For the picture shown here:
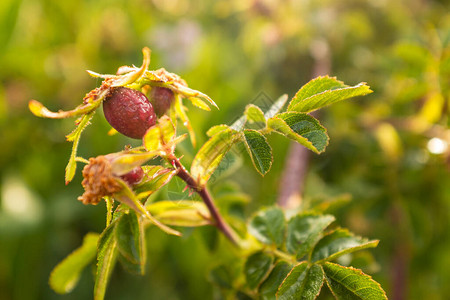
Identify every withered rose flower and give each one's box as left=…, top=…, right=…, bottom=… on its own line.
left=78, top=156, right=122, bottom=205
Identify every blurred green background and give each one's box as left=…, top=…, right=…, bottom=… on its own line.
left=0, top=0, right=449, bottom=299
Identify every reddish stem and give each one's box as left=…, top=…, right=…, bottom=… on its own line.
left=169, top=157, right=240, bottom=246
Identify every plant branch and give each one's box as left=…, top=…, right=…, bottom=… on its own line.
left=168, top=156, right=241, bottom=246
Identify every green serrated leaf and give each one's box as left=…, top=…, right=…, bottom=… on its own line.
left=312, top=229, right=379, bottom=263
left=323, top=262, right=387, bottom=300
left=114, top=212, right=146, bottom=274
left=95, top=220, right=119, bottom=300
left=65, top=112, right=94, bottom=184
left=191, top=128, right=241, bottom=186
left=206, top=124, right=230, bottom=137
left=268, top=112, right=329, bottom=154
left=243, top=129, right=273, bottom=176
left=259, top=261, right=293, bottom=300
left=286, top=214, right=335, bottom=259
left=264, top=94, right=289, bottom=119
left=288, top=76, right=372, bottom=113
left=146, top=200, right=211, bottom=227
left=245, top=104, right=266, bottom=124
left=248, top=207, right=285, bottom=246
left=244, top=251, right=274, bottom=289
left=277, top=262, right=324, bottom=300
left=49, top=233, right=99, bottom=294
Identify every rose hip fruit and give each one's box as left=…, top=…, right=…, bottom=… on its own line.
left=120, top=166, right=144, bottom=186
left=149, top=87, right=175, bottom=117
left=103, top=87, right=157, bottom=139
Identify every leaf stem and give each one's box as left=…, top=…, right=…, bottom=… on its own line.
left=169, top=155, right=241, bottom=247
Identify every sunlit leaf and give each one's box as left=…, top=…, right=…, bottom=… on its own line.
left=288, top=76, right=372, bottom=113
left=135, top=168, right=178, bottom=199
left=188, top=97, right=211, bottom=111
left=49, top=233, right=99, bottom=294
left=142, top=116, right=176, bottom=152
left=243, top=129, right=273, bottom=176
left=248, top=207, right=285, bottom=246
left=65, top=112, right=94, bottom=184
left=191, top=128, right=241, bottom=186
left=174, top=94, right=196, bottom=146
left=264, top=94, right=289, bottom=120
left=146, top=200, right=211, bottom=227
left=286, top=214, right=335, bottom=259
left=267, top=112, right=328, bottom=154
left=323, top=262, right=387, bottom=299
left=111, top=47, right=150, bottom=87
left=207, top=124, right=230, bottom=137
left=110, top=151, right=159, bottom=176
left=115, top=179, right=181, bottom=236
left=28, top=100, right=98, bottom=119
left=95, top=221, right=119, bottom=300
left=277, top=263, right=324, bottom=300
left=115, top=212, right=146, bottom=275
left=259, top=261, right=293, bottom=300
left=230, top=115, right=247, bottom=131
left=245, top=104, right=266, bottom=124
left=311, top=229, right=379, bottom=263
left=244, top=251, right=274, bottom=289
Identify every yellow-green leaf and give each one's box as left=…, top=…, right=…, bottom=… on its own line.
left=49, top=233, right=99, bottom=294
left=245, top=104, right=266, bottom=124
left=191, top=128, right=241, bottom=186
left=146, top=200, right=211, bottom=227
left=288, top=76, right=372, bottom=113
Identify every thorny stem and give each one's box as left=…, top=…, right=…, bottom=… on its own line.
left=168, top=155, right=241, bottom=247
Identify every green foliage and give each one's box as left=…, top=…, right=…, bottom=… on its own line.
left=323, top=262, right=387, bottom=299
left=287, top=76, right=372, bottom=113
left=248, top=207, right=285, bottom=247
left=49, top=233, right=99, bottom=294
left=243, top=129, right=273, bottom=175
left=30, top=46, right=384, bottom=299
left=286, top=214, right=335, bottom=258
left=277, top=263, right=324, bottom=300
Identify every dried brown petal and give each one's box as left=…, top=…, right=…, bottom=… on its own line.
left=78, top=156, right=122, bottom=205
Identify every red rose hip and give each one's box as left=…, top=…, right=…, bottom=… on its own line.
left=149, top=87, right=175, bottom=117
left=120, top=166, right=144, bottom=186
left=103, top=87, right=157, bottom=139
